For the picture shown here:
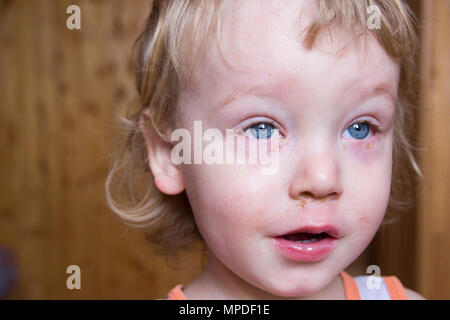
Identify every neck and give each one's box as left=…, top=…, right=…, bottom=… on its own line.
left=183, top=249, right=345, bottom=300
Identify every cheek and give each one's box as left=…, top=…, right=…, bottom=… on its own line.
left=181, top=162, right=273, bottom=240
left=343, top=134, right=386, bottom=163
left=355, top=192, right=390, bottom=243
left=342, top=135, right=393, bottom=224
left=342, top=132, right=393, bottom=188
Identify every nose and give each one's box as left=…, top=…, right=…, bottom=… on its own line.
left=288, top=149, right=343, bottom=202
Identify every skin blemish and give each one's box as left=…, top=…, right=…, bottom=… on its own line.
left=296, top=193, right=332, bottom=207
left=366, top=143, right=370, bottom=149
left=296, top=195, right=331, bottom=208
left=360, top=216, right=368, bottom=222
left=297, top=199, right=307, bottom=208
left=342, top=145, right=346, bottom=150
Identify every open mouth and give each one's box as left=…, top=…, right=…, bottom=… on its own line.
left=272, top=227, right=339, bottom=262
left=280, top=232, right=330, bottom=244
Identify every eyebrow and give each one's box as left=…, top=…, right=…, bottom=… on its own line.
left=352, top=83, right=398, bottom=106
left=214, top=80, right=397, bottom=112
left=214, top=83, right=274, bottom=112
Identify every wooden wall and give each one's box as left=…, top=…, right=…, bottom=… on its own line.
left=0, top=0, right=448, bottom=299
left=0, top=0, right=202, bottom=299
left=369, top=0, right=422, bottom=293
left=416, top=0, right=450, bottom=299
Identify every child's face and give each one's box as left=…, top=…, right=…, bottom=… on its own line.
left=174, top=0, right=398, bottom=297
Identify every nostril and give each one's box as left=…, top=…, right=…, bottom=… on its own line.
left=299, top=191, right=314, bottom=198
left=298, top=191, right=339, bottom=203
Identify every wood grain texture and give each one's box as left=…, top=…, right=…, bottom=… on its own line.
left=417, top=0, right=450, bottom=300
left=368, top=0, right=423, bottom=293
left=0, top=0, right=202, bottom=299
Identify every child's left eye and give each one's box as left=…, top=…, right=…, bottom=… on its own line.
left=343, top=121, right=378, bottom=140
left=244, top=122, right=281, bottom=140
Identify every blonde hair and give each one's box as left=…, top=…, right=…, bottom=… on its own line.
left=105, top=0, right=423, bottom=257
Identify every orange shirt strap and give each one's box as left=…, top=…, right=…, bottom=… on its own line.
left=167, top=274, right=407, bottom=300
left=167, top=285, right=188, bottom=300
left=340, top=271, right=361, bottom=300
left=383, top=276, right=409, bottom=300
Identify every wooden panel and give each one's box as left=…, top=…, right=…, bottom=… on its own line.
left=417, top=0, right=450, bottom=300
left=0, top=0, right=202, bottom=299
left=369, top=0, right=423, bottom=292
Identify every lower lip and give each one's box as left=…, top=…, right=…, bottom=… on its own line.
left=272, top=236, right=337, bottom=262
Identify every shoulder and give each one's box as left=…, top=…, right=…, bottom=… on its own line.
left=404, top=287, right=426, bottom=300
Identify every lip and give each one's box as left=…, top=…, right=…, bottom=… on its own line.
left=272, top=225, right=339, bottom=262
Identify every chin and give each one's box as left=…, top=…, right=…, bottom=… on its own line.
left=258, top=273, right=332, bottom=298
left=266, top=284, right=323, bottom=298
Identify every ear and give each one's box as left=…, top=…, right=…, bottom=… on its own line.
left=139, top=108, right=185, bottom=195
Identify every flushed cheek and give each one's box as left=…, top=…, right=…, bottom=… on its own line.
left=342, top=134, right=387, bottom=164
left=356, top=194, right=387, bottom=224
left=226, top=184, right=281, bottom=241
left=224, top=190, right=273, bottom=230
left=347, top=187, right=390, bottom=240
left=198, top=201, right=265, bottom=262
left=196, top=171, right=268, bottom=228
left=353, top=214, right=383, bottom=245
left=341, top=151, right=391, bottom=229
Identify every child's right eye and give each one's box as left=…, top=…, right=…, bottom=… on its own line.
left=243, top=122, right=281, bottom=140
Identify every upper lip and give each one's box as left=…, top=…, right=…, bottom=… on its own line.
left=275, top=225, right=341, bottom=239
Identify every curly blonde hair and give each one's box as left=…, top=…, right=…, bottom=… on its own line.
left=105, top=0, right=423, bottom=257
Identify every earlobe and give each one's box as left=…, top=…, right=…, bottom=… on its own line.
left=138, top=109, right=185, bottom=195
left=154, top=172, right=185, bottom=195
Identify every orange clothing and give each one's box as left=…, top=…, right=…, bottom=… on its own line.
left=167, top=271, right=408, bottom=300
left=339, top=271, right=408, bottom=300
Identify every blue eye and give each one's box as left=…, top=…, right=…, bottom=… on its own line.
left=244, top=122, right=279, bottom=139
left=344, top=121, right=372, bottom=140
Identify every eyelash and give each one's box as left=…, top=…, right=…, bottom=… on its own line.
left=241, top=119, right=382, bottom=140
left=242, top=119, right=282, bottom=136
left=347, top=120, right=382, bottom=137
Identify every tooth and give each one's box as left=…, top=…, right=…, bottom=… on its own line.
left=296, top=238, right=318, bottom=244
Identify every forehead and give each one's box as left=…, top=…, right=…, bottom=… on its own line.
left=185, top=0, right=399, bottom=107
